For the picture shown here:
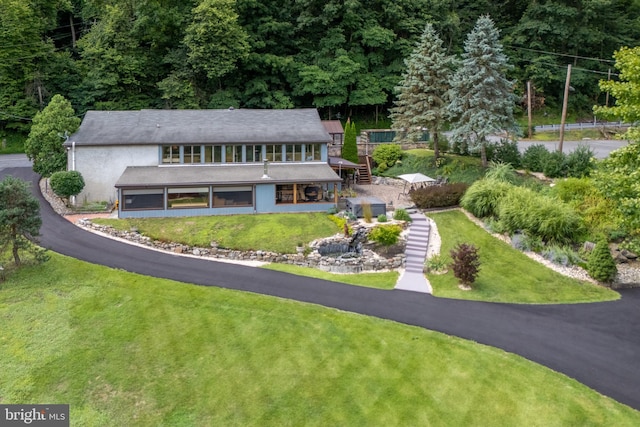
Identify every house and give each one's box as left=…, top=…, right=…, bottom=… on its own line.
left=65, top=108, right=342, bottom=218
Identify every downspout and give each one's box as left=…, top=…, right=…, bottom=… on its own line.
left=70, top=140, right=76, bottom=206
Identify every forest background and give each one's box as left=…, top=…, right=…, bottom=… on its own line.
left=2, top=0, right=640, bottom=135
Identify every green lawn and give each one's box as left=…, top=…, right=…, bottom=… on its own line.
left=1, top=253, right=638, bottom=426
left=383, top=149, right=485, bottom=184
left=93, top=213, right=340, bottom=254
left=263, top=263, right=398, bottom=289
left=428, top=210, right=619, bottom=303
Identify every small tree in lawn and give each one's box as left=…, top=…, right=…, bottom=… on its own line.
left=0, top=176, right=46, bottom=266
left=586, top=239, right=617, bottom=284
left=342, top=120, right=359, bottom=164
left=50, top=170, right=85, bottom=206
left=447, top=15, right=518, bottom=168
left=25, top=94, right=80, bottom=177
left=450, top=243, right=480, bottom=289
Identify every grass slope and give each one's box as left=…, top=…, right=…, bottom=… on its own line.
left=94, top=213, right=339, bottom=254
left=428, top=210, right=619, bottom=303
left=1, top=254, right=639, bottom=426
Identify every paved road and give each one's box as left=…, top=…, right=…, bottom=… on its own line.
left=518, top=139, right=629, bottom=159
left=2, top=161, right=640, bottom=411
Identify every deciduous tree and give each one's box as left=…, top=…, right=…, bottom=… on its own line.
left=24, top=94, right=80, bottom=177
left=594, top=46, right=640, bottom=141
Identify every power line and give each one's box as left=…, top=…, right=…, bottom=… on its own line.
left=516, top=58, right=618, bottom=77
left=505, top=45, right=616, bottom=64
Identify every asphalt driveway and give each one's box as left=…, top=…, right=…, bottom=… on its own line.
left=1, top=163, right=639, bottom=411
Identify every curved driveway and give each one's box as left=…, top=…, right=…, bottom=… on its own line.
left=2, top=164, right=640, bottom=411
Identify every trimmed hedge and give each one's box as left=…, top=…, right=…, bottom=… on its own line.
left=410, top=182, right=469, bottom=209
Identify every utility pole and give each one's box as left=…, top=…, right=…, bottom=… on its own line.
left=605, top=68, right=611, bottom=107
left=527, top=81, right=533, bottom=139
left=558, top=64, right=572, bottom=153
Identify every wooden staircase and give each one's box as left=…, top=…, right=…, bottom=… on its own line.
left=356, top=156, right=372, bottom=184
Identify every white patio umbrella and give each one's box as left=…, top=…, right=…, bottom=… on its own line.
left=397, top=173, right=436, bottom=193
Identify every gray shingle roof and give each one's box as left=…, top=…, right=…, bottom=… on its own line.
left=69, top=109, right=332, bottom=146
left=115, top=163, right=340, bottom=187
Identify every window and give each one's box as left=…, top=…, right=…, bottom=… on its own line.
left=266, top=144, right=282, bottom=162
left=162, top=145, right=180, bottom=164
left=204, top=145, right=222, bottom=163
left=168, top=187, right=209, bottom=209
left=213, top=186, right=253, bottom=207
left=286, top=144, right=302, bottom=161
left=225, top=145, right=241, bottom=163
left=122, top=188, right=164, bottom=210
left=275, top=184, right=294, bottom=204
left=246, top=145, right=262, bottom=162
left=305, top=144, right=321, bottom=161
left=184, top=145, right=202, bottom=164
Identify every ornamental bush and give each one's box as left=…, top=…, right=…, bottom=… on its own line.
left=521, top=144, right=549, bottom=172
left=368, top=224, right=402, bottom=246
left=460, top=178, right=513, bottom=218
left=498, top=186, right=584, bottom=244
left=489, top=138, right=521, bottom=167
left=49, top=170, right=85, bottom=203
left=372, top=144, right=403, bottom=168
left=450, top=243, right=480, bottom=288
left=410, top=182, right=468, bottom=209
left=393, top=208, right=412, bottom=222
left=542, top=150, right=567, bottom=178
left=565, top=145, right=595, bottom=178
left=586, top=239, right=617, bottom=283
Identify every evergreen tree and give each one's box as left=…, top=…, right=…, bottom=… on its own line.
left=586, top=239, right=617, bottom=284
left=390, top=23, right=456, bottom=160
left=24, top=94, right=80, bottom=177
left=342, top=120, right=359, bottom=164
left=0, top=176, right=44, bottom=266
left=447, top=15, right=518, bottom=167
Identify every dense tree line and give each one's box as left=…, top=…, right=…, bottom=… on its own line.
left=1, top=0, right=639, bottom=133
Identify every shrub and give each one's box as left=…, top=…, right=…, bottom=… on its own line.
left=551, top=178, right=595, bottom=203
left=542, top=244, right=584, bottom=266
left=410, top=183, right=469, bottom=209
left=328, top=214, right=347, bottom=230
left=362, top=203, right=373, bottom=223
left=393, top=208, right=412, bottom=222
left=542, top=151, right=567, bottom=178
left=498, top=186, right=584, bottom=244
left=521, top=144, right=549, bottom=172
left=372, top=144, right=403, bottom=167
left=425, top=254, right=448, bottom=273
left=368, top=224, right=403, bottom=246
left=510, top=232, right=544, bottom=252
left=586, top=239, right=617, bottom=283
left=490, top=138, right=521, bottom=167
left=449, top=243, right=480, bottom=288
left=49, top=170, right=85, bottom=202
left=565, top=145, right=595, bottom=178
left=377, top=214, right=388, bottom=222
left=460, top=179, right=513, bottom=218
left=485, top=161, right=518, bottom=184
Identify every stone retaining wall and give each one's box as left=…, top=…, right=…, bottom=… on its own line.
left=78, top=220, right=405, bottom=274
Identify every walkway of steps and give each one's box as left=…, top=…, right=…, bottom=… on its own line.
left=395, top=211, right=433, bottom=293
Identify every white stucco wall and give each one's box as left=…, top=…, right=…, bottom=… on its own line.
left=69, top=145, right=158, bottom=203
